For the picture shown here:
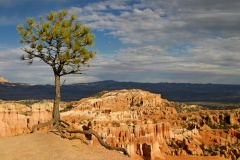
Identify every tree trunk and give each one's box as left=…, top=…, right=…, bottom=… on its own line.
left=53, top=74, right=61, bottom=122
left=31, top=74, right=61, bottom=132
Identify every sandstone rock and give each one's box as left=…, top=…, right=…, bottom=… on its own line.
left=0, top=101, right=52, bottom=137
left=0, top=77, right=8, bottom=83
left=1, top=89, right=240, bottom=160
left=72, top=89, right=170, bottom=112
left=60, top=89, right=177, bottom=160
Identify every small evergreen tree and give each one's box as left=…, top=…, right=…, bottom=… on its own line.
left=17, top=9, right=129, bottom=156
left=17, top=10, right=95, bottom=127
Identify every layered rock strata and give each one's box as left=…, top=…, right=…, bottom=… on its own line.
left=1, top=89, right=240, bottom=160
left=0, top=101, right=52, bottom=137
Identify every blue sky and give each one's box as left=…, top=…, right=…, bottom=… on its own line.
left=0, top=0, right=240, bottom=84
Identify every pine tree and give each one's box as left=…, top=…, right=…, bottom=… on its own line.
left=17, top=9, right=129, bottom=156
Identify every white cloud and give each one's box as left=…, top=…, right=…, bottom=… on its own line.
left=86, top=36, right=240, bottom=83
left=188, top=37, right=240, bottom=67
left=0, top=16, right=22, bottom=25
left=2, top=0, right=240, bottom=84
left=0, top=47, right=51, bottom=83
left=63, top=75, right=101, bottom=84
left=83, top=2, right=108, bottom=11
left=109, top=3, right=131, bottom=10
left=71, top=0, right=240, bottom=44
left=0, top=47, right=102, bottom=84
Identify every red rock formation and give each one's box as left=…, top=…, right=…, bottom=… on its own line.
left=88, top=122, right=171, bottom=160
left=0, top=101, right=52, bottom=137
left=72, top=89, right=169, bottom=112
left=0, top=77, right=8, bottom=83
left=1, top=89, right=240, bottom=160
left=61, top=89, right=178, bottom=160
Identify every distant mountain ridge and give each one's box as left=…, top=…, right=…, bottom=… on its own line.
left=0, top=80, right=240, bottom=102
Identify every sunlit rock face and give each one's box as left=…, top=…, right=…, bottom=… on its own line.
left=0, top=101, right=52, bottom=137
left=88, top=122, right=172, bottom=160
left=0, top=77, right=8, bottom=83
left=61, top=89, right=178, bottom=160
left=68, top=89, right=170, bottom=111
left=1, top=89, right=240, bottom=160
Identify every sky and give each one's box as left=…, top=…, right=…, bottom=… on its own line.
left=0, top=0, right=240, bottom=85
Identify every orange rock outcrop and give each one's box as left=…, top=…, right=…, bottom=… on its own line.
left=0, top=101, right=52, bottom=137
left=1, top=89, right=240, bottom=160
left=0, top=77, right=8, bottom=83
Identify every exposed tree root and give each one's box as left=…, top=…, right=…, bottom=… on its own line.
left=31, top=119, right=55, bottom=133
left=31, top=119, right=130, bottom=157
left=68, top=135, right=90, bottom=145
left=67, top=129, right=130, bottom=157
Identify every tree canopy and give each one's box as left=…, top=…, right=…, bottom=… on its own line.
left=17, top=9, right=96, bottom=76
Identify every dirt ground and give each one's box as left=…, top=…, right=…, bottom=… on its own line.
left=164, top=155, right=228, bottom=160
left=0, top=131, right=132, bottom=160
left=0, top=132, right=228, bottom=160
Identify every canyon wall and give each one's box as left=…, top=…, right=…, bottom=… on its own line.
left=0, top=100, right=52, bottom=137
left=0, top=89, right=240, bottom=160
